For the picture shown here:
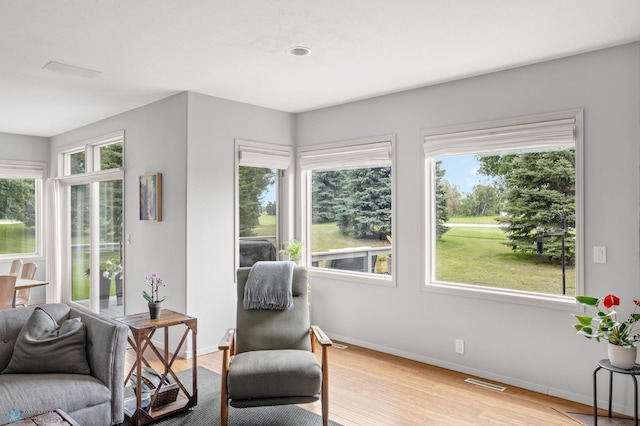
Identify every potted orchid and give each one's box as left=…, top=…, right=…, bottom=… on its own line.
left=143, top=273, right=165, bottom=319
left=574, top=294, right=640, bottom=368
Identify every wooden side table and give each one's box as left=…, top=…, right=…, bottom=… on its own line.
left=116, top=309, right=197, bottom=426
left=593, top=358, right=640, bottom=425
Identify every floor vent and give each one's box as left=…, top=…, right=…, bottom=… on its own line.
left=464, top=378, right=506, bottom=392
left=332, top=343, right=348, bottom=350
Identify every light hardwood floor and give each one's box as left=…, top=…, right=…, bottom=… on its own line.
left=127, top=341, right=600, bottom=425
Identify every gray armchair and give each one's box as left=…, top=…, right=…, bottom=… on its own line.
left=218, top=266, right=332, bottom=426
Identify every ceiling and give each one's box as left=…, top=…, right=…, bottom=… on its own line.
left=2, top=1, right=640, bottom=138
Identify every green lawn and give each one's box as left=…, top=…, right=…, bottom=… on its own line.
left=448, top=215, right=501, bottom=224
left=308, top=218, right=573, bottom=296
left=311, top=222, right=389, bottom=253
left=252, top=215, right=389, bottom=252
left=0, top=222, right=36, bottom=254
left=436, top=225, right=574, bottom=295
left=252, top=215, right=277, bottom=237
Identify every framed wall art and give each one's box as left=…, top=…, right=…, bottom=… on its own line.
left=139, top=173, right=162, bottom=222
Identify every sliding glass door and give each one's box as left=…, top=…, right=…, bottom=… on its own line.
left=69, top=177, right=123, bottom=315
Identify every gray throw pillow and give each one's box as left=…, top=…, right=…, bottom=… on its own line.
left=2, top=307, right=91, bottom=374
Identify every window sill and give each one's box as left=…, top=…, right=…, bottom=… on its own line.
left=308, top=267, right=395, bottom=287
left=424, top=280, right=581, bottom=312
left=0, top=254, right=44, bottom=262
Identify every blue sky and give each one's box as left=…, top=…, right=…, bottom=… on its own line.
left=438, top=154, right=493, bottom=195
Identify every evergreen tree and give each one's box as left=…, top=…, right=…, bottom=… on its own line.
left=100, top=143, right=122, bottom=170
left=312, top=170, right=345, bottom=223
left=435, top=161, right=450, bottom=238
left=478, top=150, right=575, bottom=263
left=238, top=166, right=274, bottom=236
left=335, top=167, right=391, bottom=239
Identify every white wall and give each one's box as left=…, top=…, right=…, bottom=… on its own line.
left=0, top=132, right=49, bottom=162
left=49, top=92, right=189, bottom=317
left=296, top=43, right=640, bottom=414
left=0, top=132, right=49, bottom=301
left=185, top=92, right=295, bottom=354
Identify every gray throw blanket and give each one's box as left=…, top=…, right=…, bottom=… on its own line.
left=243, top=261, right=295, bottom=310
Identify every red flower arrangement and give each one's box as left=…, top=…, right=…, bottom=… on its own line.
left=574, top=294, right=640, bottom=348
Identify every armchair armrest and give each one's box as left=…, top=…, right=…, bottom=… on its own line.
left=311, top=325, right=331, bottom=423
left=70, top=308, right=128, bottom=425
left=219, top=328, right=235, bottom=352
left=311, top=325, right=332, bottom=347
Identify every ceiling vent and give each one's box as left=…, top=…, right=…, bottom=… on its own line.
left=42, top=61, right=102, bottom=79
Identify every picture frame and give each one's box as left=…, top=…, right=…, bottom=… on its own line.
left=139, top=173, right=162, bottom=222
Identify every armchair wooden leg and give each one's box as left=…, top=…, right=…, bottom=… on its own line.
left=321, top=345, right=329, bottom=426
left=221, top=349, right=230, bottom=426
left=221, top=398, right=229, bottom=426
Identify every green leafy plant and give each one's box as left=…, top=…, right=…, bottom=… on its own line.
left=280, top=239, right=304, bottom=262
left=143, top=273, right=166, bottom=304
left=574, top=294, right=640, bottom=348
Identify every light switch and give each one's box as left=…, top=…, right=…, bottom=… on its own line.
left=593, top=246, right=606, bottom=264
left=126, top=233, right=131, bottom=244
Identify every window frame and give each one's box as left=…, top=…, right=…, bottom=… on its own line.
left=0, top=159, right=46, bottom=260
left=298, top=134, right=396, bottom=287
left=58, top=130, right=124, bottom=176
left=421, top=109, right=584, bottom=310
left=234, top=139, right=294, bottom=274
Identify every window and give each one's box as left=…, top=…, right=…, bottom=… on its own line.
left=235, top=140, right=293, bottom=270
left=0, top=160, right=45, bottom=258
left=422, top=110, right=583, bottom=307
left=299, top=135, right=395, bottom=285
left=57, top=130, right=124, bottom=314
left=61, top=131, right=123, bottom=176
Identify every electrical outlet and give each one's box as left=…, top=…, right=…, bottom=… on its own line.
left=455, top=339, right=465, bottom=354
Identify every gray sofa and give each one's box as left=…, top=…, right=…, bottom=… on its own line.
left=0, top=303, right=128, bottom=426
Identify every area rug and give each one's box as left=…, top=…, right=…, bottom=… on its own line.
left=555, top=408, right=635, bottom=425
left=123, top=367, right=342, bottom=426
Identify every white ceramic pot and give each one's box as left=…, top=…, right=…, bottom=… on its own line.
left=608, top=343, right=637, bottom=369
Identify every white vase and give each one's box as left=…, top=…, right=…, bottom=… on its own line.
left=608, top=343, right=637, bottom=369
